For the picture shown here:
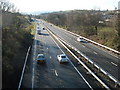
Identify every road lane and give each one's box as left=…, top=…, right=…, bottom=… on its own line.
left=43, top=22, right=119, bottom=80
left=33, top=25, right=91, bottom=88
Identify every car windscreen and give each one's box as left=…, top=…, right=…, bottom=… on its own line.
left=80, top=38, right=83, bottom=39
left=38, top=56, right=44, bottom=58
left=61, top=56, right=66, bottom=58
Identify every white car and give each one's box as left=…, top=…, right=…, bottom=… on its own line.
left=57, top=54, right=68, bottom=63
left=36, top=54, right=46, bottom=63
left=77, top=37, right=86, bottom=42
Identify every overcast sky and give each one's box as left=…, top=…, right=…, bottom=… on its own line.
left=8, top=0, right=120, bottom=13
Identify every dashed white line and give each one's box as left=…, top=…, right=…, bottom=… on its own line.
left=82, top=45, right=85, bottom=47
left=90, top=43, right=119, bottom=59
left=111, top=62, right=117, bottom=67
left=50, top=56, right=52, bottom=59
left=94, top=52, right=98, bottom=55
left=55, top=70, right=58, bottom=76
left=115, top=56, right=119, bottom=59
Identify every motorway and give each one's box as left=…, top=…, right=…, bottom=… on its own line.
left=42, top=21, right=120, bottom=80
left=22, top=22, right=103, bottom=88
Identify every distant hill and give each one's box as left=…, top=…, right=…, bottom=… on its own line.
left=21, top=11, right=55, bottom=15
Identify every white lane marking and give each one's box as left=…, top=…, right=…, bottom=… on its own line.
left=32, top=28, right=37, bottom=89
left=89, top=43, right=119, bottom=59
left=116, top=56, right=119, bottom=59
left=94, top=52, right=98, bottom=55
left=32, top=56, right=35, bottom=89
left=68, top=59, right=93, bottom=89
left=50, top=56, right=52, bottom=59
left=32, top=68, right=35, bottom=88
left=50, top=34, right=64, bottom=54
left=82, top=45, right=85, bottom=47
left=111, top=62, right=118, bottom=67
left=47, top=47, right=49, bottom=49
left=55, top=70, right=58, bottom=76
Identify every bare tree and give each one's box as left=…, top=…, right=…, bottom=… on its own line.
left=0, top=0, right=18, bottom=13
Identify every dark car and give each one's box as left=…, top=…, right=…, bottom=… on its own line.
left=36, top=54, right=46, bottom=63
left=43, top=27, right=45, bottom=30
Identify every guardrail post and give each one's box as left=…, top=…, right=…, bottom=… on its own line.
left=85, top=59, right=88, bottom=63
left=92, top=63, right=94, bottom=68
left=98, top=68, right=100, bottom=73
left=114, top=82, right=118, bottom=88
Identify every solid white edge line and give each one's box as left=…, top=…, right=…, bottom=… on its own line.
left=50, top=33, right=64, bottom=54
left=68, top=58, right=93, bottom=90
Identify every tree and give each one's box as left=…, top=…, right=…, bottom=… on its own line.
left=0, top=0, right=18, bottom=13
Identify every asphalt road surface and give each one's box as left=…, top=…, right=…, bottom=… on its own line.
left=43, top=21, right=120, bottom=81
left=23, top=23, right=94, bottom=88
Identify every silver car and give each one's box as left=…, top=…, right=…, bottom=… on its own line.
left=77, top=37, right=87, bottom=42
left=57, top=54, right=68, bottom=63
